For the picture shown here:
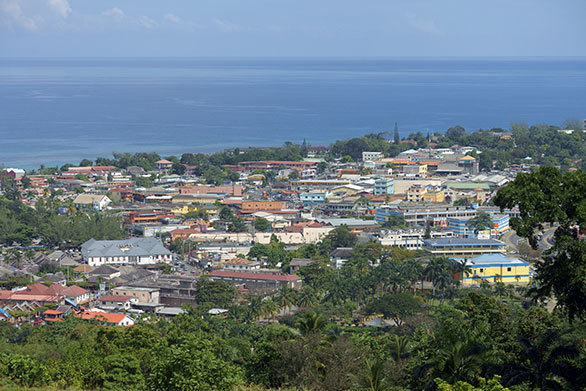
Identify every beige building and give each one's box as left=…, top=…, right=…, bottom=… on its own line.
left=111, top=286, right=160, bottom=304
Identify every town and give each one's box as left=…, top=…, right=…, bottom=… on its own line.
left=0, top=122, right=584, bottom=390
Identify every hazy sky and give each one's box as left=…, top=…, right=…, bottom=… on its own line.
left=1, top=0, right=585, bottom=57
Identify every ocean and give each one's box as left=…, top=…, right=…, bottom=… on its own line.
left=1, top=57, right=585, bottom=169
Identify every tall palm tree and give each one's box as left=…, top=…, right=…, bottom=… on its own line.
left=357, top=359, right=391, bottom=391
left=297, top=287, right=318, bottom=308
left=296, top=312, right=327, bottom=336
left=388, top=335, right=410, bottom=362
left=276, top=286, right=296, bottom=315
left=502, top=330, right=581, bottom=390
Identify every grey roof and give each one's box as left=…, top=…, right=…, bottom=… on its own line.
left=423, top=238, right=505, bottom=247
left=82, top=238, right=171, bottom=259
left=89, top=264, right=119, bottom=276
left=330, top=247, right=353, bottom=258
left=315, top=218, right=379, bottom=228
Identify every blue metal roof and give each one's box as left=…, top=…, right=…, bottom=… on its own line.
left=423, top=238, right=505, bottom=247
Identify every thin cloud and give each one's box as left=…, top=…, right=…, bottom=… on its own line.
left=0, top=0, right=38, bottom=30
left=213, top=18, right=239, bottom=32
left=102, top=7, right=125, bottom=18
left=406, top=13, right=442, bottom=36
left=138, top=15, right=157, bottom=29
left=47, top=0, right=71, bottom=18
left=164, top=13, right=180, bottom=23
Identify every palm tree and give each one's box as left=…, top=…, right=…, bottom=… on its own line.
left=453, top=259, right=472, bottom=286
left=502, top=330, right=581, bottom=390
left=276, top=287, right=296, bottom=315
left=423, top=257, right=453, bottom=296
left=388, top=335, right=410, bottom=362
left=296, top=312, right=327, bottom=336
left=357, top=359, right=391, bottom=391
left=296, top=287, right=318, bottom=308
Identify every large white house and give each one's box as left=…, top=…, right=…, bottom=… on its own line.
left=81, top=238, right=172, bottom=267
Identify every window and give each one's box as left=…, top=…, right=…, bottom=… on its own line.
left=507, top=267, right=512, bottom=272
left=479, top=268, right=484, bottom=273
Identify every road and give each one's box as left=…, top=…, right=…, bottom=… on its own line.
left=501, top=226, right=557, bottom=251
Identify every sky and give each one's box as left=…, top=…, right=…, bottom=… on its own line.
left=1, top=0, right=586, bottom=57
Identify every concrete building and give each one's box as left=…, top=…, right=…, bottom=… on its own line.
left=111, top=286, right=160, bottom=304
left=374, top=178, right=394, bottom=196
left=455, top=254, right=530, bottom=285
left=81, top=238, right=172, bottom=267
left=300, top=191, right=327, bottom=205
left=423, top=238, right=506, bottom=258
left=362, top=151, right=384, bottom=162
left=73, top=194, right=112, bottom=211
left=448, top=214, right=510, bottom=237
left=208, top=270, right=302, bottom=295
left=374, top=228, right=454, bottom=249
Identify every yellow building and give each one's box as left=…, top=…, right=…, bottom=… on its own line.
left=458, top=254, right=531, bottom=285
left=422, top=190, right=445, bottom=203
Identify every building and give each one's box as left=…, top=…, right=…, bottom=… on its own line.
left=73, top=194, right=112, bottom=211
left=423, top=238, right=506, bottom=258
left=81, top=238, right=172, bottom=267
left=75, top=311, right=135, bottom=326
left=374, top=228, right=454, bottom=249
left=455, top=254, right=530, bottom=285
left=329, top=247, right=353, bottom=269
left=375, top=205, right=479, bottom=226
left=223, top=257, right=261, bottom=271
left=448, top=214, right=510, bottom=237
left=403, top=164, right=428, bottom=177
left=241, top=201, right=284, bottom=211
left=111, top=286, right=160, bottom=304
left=208, top=270, right=302, bottom=295
left=97, top=294, right=138, bottom=310
left=458, top=155, right=479, bottom=175
left=374, top=178, right=394, bottom=196
left=362, top=151, right=384, bottom=162
left=154, top=159, right=173, bottom=171
left=300, top=191, right=327, bottom=205
left=406, top=185, right=428, bottom=203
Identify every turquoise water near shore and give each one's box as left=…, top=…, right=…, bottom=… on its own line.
left=1, top=57, right=585, bottom=168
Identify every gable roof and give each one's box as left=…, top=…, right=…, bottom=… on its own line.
left=81, top=238, right=171, bottom=259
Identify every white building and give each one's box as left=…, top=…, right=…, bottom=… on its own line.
left=73, top=194, right=112, bottom=211
left=362, top=151, right=384, bottom=162
left=81, top=238, right=172, bottom=267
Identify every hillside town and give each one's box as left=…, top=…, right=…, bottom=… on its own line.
left=0, top=133, right=553, bottom=327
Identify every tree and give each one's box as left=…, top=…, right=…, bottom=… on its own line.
left=453, top=198, right=471, bottom=207
left=467, top=211, right=492, bottom=234
left=324, top=225, right=357, bottom=250
left=445, top=126, right=466, bottom=143
left=148, top=337, right=244, bottom=391
left=493, top=166, right=586, bottom=322
left=365, top=292, right=422, bottom=327
left=79, top=158, right=93, bottom=166
left=228, top=218, right=247, bottom=233
left=103, top=353, right=145, bottom=391
left=219, top=206, right=234, bottom=221
left=394, top=122, right=400, bottom=144
left=296, top=312, right=327, bottom=336
left=381, top=214, right=406, bottom=229
left=171, top=162, right=186, bottom=175
left=195, top=277, right=236, bottom=307
left=254, top=217, right=271, bottom=232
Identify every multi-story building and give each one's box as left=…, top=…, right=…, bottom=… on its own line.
left=422, top=238, right=506, bottom=258
left=362, top=151, right=384, bottom=162
left=456, top=253, right=530, bottom=285
left=111, top=286, right=160, bottom=304
left=300, top=191, right=327, bottom=205
left=448, top=213, right=510, bottom=237
left=374, top=178, right=394, bottom=196
left=374, top=228, right=454, bottom=249
left=208, top=270, right=302, bottom=295
left=406, top=185, right=428, bottom=203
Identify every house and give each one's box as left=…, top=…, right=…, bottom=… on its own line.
left=43, top=309, right=65, bottom=323
left=81, top=238, right=172, bottom=267
left=223, top=257, right=261, bottom=271
left=111, top=286, right=160, bottom=304
left=300, top=191, right=327, bottom=205
left=289, top=258, right=314, bottom=273
left=97, top=294, right=138, bottom=310
left=73, top=194, right=112, bottom=211
left=154, top=159, right=173, bottom=171
left=75, top=310, right=135, bottom=326
left=329, top=247, right=353, bottom=269
left=89, top=264, right=121, bottom=280
left=455, top=254, right=530, bottom=285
